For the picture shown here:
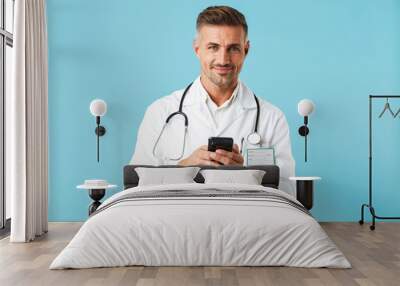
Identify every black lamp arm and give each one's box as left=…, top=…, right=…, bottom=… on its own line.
left=298, top=116, right=310, bottom=162
left=94, top=116, right=106, bottom=162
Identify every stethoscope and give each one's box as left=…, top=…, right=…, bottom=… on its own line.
left=152, top=82, right=261, bottom=160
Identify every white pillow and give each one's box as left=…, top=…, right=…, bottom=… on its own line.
left=135, top=167, right=200, bottom=186
left=200, top=169, right=266, bottom=185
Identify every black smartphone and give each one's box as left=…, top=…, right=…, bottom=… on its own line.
left=208, top=137, right=234, bottom=152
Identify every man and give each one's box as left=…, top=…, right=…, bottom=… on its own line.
left=131, top=6, right=295, bottom=195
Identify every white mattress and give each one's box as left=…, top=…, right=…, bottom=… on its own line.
left=50, top=183, right=350, bottom=269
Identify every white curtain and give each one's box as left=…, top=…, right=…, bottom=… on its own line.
left=8, top=0, right=48, bottom=242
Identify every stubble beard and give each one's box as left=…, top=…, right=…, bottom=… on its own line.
left=205, top=68, right=236, bottom=89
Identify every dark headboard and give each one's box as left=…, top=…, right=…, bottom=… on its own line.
left=123, top=165, right=279, bottom=190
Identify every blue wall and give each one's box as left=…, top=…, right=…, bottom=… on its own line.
left=47, top=0, right=400, bottom=221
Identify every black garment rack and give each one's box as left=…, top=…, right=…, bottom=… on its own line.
left=359, top=95, right=400, bottom=230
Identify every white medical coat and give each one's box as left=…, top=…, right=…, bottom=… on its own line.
left=131, top=77, right=296, bottom=196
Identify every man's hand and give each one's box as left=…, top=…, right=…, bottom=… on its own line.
left=178, top=145, right=220, bottom=166
left=210, top=144, right=244, bottom=166
left=178, top=144, right=244, bottom=166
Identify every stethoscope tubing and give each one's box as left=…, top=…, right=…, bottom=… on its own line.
left=153, top=82, right=261, bottom=160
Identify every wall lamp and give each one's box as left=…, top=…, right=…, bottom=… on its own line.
left=90, top=99, right=107, bottom=162
left=297, top=99, right=315, bottom=162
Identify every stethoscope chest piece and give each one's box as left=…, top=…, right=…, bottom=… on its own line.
left=247, top=132, right=261, bottom=145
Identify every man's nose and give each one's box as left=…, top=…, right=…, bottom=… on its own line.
left=216, top=49, right=230, bottom=65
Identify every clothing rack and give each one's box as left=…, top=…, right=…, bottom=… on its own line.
left=359, top=95, right=400, bottom=230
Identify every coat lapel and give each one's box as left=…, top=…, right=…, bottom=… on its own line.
left=214, top=81, right=257, bottom=136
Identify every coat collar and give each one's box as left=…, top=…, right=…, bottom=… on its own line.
left=182, top=76, right=257, bottom=110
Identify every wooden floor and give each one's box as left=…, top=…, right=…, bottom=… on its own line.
left=0, top=222, right=399, bottom=286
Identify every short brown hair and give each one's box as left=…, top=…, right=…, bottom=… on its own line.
left=196, top=6, right=248, bottom=37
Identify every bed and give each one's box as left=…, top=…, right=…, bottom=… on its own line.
left=50, top=165, right=350, bottom=269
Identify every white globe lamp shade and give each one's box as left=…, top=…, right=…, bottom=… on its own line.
left=298, top=99, right=315, bottom=117
left=90, top=99, right=107, bottom=117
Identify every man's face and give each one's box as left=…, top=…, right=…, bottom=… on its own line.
left=194, top=25, right=249, bottom=89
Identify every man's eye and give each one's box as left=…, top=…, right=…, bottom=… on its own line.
left=208, top=46, right=218, bottom=51
left=229, top=46, right=241, bottom=52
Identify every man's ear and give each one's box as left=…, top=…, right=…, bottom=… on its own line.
left=244, top=40, right=250, bottom=56
left=193, top=38, right=200, bottom=58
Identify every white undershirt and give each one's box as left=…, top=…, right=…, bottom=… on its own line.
left=202, top=84, right=240, bottom=129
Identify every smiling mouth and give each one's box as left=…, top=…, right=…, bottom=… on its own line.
left=213, top=66, right=233, bottom=75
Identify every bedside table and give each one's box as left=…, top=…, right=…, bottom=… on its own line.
left=289, top=176, right=321, bottom=210
left=77, top=180, right=117, bottom=215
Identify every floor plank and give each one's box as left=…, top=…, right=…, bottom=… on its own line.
left=0, top=222, right=399, bottom=286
